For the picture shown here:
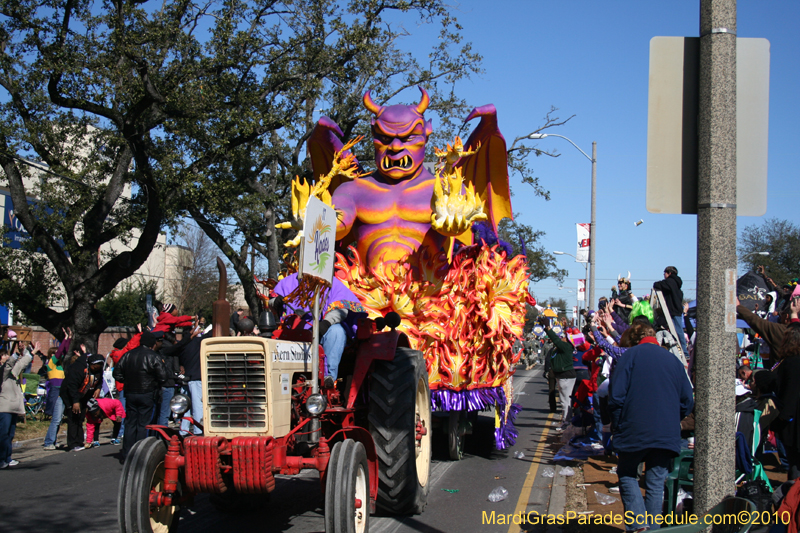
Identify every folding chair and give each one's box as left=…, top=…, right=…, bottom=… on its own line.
left=21, top=373, right=46, bottom=421
left=664, top=449, right=694, bottom=514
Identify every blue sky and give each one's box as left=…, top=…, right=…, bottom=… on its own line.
left=394, top=0, right=800, bottom=312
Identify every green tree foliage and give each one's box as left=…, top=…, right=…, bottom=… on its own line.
left=498, top=218, right=568, bottom=284
left=0, top=0, right=343, bottom=345
left=548, top=298, right=569, bottom=317
left=97, top=280, right=159, bottom=329
left=0, top=0, right=173, bottom=347
left=739, top=218, right=800, bottom=287
left=183, top=0, right=486, bottom=313
left=0, top=0, right=571, bottom=342
left=523, top=303, right=539, bottom=331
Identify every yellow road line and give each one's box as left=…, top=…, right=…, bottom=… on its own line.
left=507, top=412, right=556, bottom=533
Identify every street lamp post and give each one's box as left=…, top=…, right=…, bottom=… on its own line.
left=530, top=133, right=597, bottom=308
left=553, top=250, right=589, bottom=327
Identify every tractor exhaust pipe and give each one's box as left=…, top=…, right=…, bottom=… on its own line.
left=212, top=257, right=231, bottom=337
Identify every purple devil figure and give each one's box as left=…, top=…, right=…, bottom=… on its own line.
left=308, top=87, right=513, bottom=273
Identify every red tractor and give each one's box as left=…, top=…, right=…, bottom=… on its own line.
left=117, top=313, right=431, bottom=533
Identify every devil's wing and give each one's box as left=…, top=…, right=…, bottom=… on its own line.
left=454, top=104, right=513, bottom=244
left=306, top=116, right=361, bottom=194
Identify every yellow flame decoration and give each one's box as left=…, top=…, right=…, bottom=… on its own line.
left=276, top=137, right=364, bottom=248
left=335, top=242, right=530, bottom=392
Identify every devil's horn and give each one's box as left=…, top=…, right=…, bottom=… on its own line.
left=416, top=86, right=429, bottom=114
left=363, top=91, right=382, bottom=116
left=627, top=271, right=631, bottom=282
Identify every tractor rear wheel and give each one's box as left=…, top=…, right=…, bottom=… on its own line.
left=325, top=439, right=370, bottom=533
left=369, top=347, right=431, bottom=514
left=119, top=437, right=181, bottom=533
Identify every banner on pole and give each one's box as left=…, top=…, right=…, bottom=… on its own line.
left=576, top=223, right=590, bottom=263
left=299, top=196, right=335, bottom=284
left=577, top=279, right=586, bottom=302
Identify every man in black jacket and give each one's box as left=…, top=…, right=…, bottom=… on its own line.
left=156, top=330, right=194, bottom=426
left=60, top=348, right=104, bottom=451
left=653, top=266, right=688, bottom=357
left=113, top=332, right=167, bottom=460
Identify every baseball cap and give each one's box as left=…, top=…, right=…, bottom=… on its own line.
left=113, top=338, right=128, bottom=350
left=140, top=332, right=157, bottom=347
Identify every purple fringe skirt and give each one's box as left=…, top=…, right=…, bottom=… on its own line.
left=430, top=386, right=522, bottom=450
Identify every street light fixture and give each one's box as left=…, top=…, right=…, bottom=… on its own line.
left=531, top=133, right=597, bottom=308
left=740, top=251, right=770, bottom=271
left=741, top=251, right=769, bottom=259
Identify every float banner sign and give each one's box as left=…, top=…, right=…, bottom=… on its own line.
left=299, top=196, right=335, bottom=284
left=576, top=223, right=590, bottom=263
left=736, top=271, right=768, bottom=313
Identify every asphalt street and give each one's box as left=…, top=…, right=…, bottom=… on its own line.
left=0, top=366, right=554, bottom=533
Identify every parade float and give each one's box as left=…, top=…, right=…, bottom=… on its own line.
left=274, top=87, right=534, bottom=458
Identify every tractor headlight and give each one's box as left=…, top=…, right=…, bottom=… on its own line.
left=170, top=393, right=192, bottom=416
left=305, top=393, right=327, bottom=416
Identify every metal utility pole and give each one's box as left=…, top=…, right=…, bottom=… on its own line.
left=530, top=134, right=597, bottom=308
left=695, top=0, right=737, bottom=513
left=589, top=141, right=597, bottom=309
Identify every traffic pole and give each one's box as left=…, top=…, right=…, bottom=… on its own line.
left=694, top=0, right=737, bottom=513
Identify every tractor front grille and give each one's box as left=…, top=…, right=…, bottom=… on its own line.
left=206, top=351, right=268, bottom=429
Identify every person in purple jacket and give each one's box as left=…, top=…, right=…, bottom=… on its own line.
left=269, top=274, right=366, bottom=388
left=609, top=321, right=694, bottom=532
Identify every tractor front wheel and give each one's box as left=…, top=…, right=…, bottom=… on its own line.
left=325, top=439, right=370, bottom=533
left=118, top=437, right=181, bottom=533
left=369, top=347, right=431, bottom=514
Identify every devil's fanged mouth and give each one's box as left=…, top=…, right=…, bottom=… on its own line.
left=382, top=155, right=413, bottom=171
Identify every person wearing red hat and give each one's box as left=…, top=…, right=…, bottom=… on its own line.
left=151, top=303, right=195, bottom=334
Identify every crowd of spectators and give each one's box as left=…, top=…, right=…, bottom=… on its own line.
left=531, top=266, right=800, bottom=531
left=0, top=302, right=253, bottom=467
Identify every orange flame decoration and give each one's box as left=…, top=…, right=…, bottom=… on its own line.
left=335, top=243, right=533, bottom=391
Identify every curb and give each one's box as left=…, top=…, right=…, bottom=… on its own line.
left=545, top=418, right=566, bottom=533
left=12, top=427, right=113, bottom=449
left=548, top=466, right=568, bottom=515
left=12, top=435, right=49, bottom=449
